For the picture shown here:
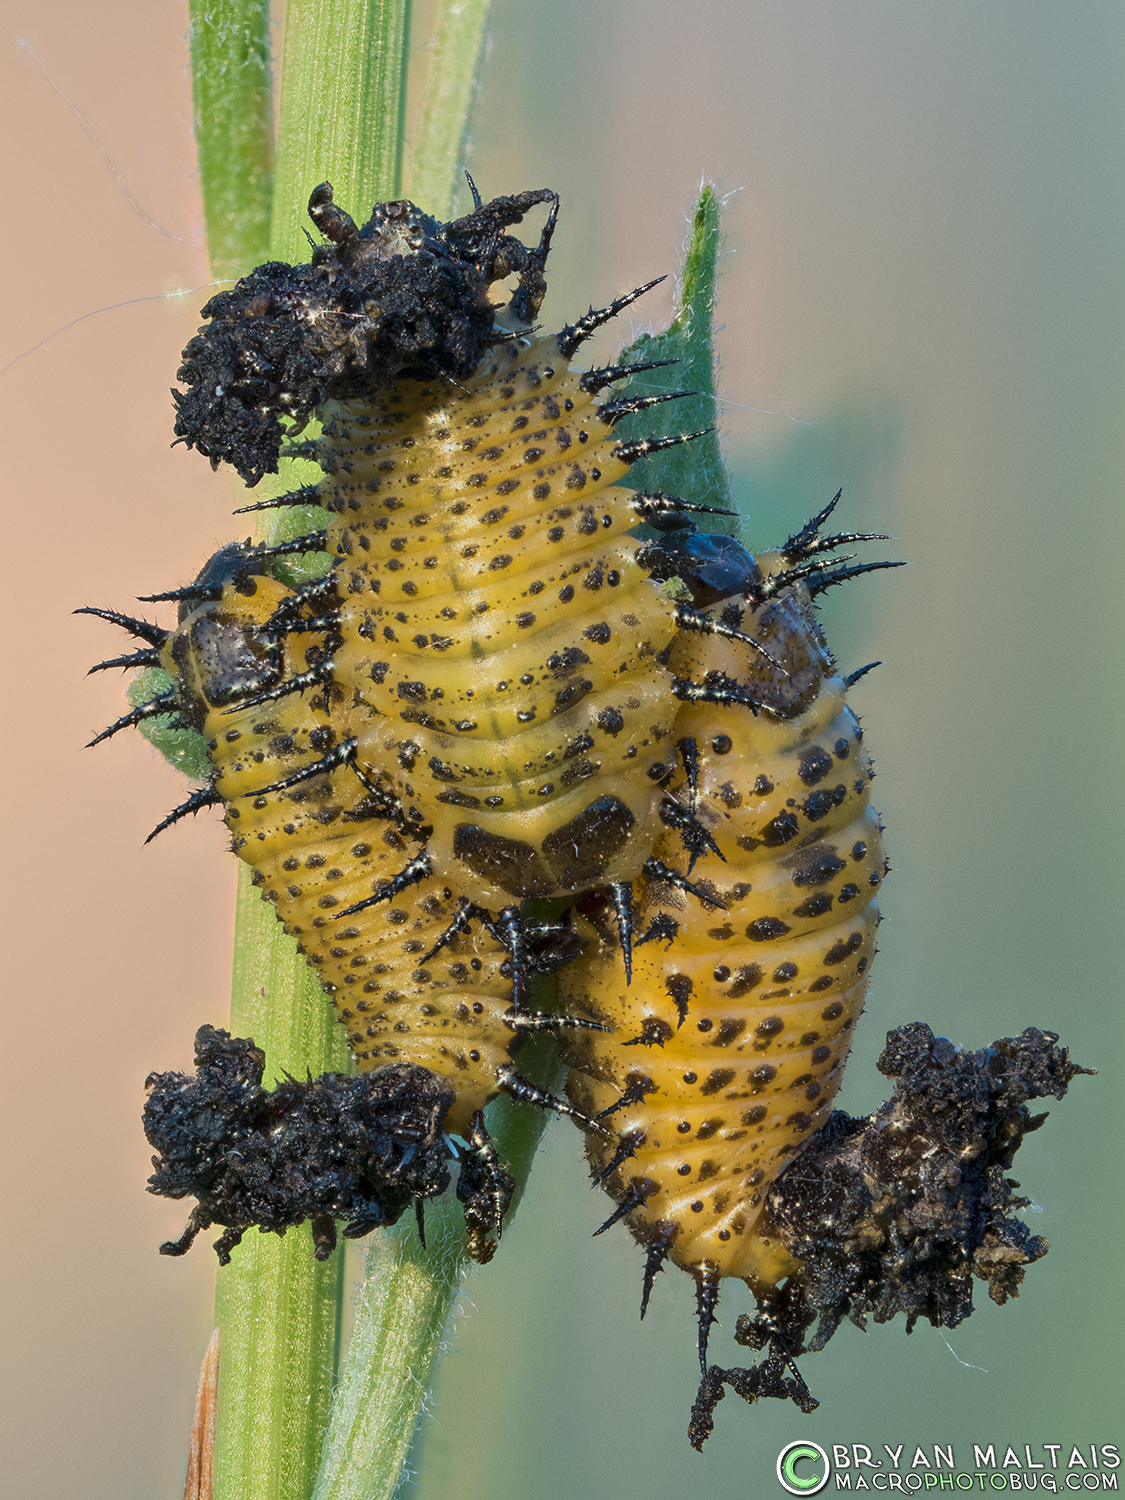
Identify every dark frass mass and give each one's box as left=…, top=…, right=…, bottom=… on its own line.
left=689, top=1023, right=1092, bottom=1448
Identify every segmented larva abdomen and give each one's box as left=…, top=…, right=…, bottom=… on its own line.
left=561, top=544, right=885, bottom=1287
left=161, top=570, right=516, bottom=1135
left=320, top=334, right=681, bottom=910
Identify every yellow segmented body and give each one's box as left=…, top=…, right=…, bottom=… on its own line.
left=162, top=573, right=516, bottom=1134
left=561, top=553, right=885, bottom=1285
left=317, top=332, right=680, bottom=910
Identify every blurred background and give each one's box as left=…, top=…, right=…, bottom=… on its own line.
left=2, top=1, right=1122, bottom=1495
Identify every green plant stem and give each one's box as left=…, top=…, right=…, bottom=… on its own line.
left=269, top=0, right=412, bottom=264
left=312, top=1033, right=564, bottom=1500
left=211, top=869, right=352, bottom=1500
left=187, top=0, right=274, bottom=273
left=203, top=4, right=412, bottom=1499
left=409, top=0, right=492, bottom=218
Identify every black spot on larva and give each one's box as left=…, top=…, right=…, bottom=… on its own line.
left=804, top=788, right=846, bottom=821
left=745, top=917, right=790, bottom=942
left=436, top=788, right=481, bottom=809
left=541, top=795, right=635, bottom=886
left=742, top=1105, right=768, bottom=1125
left=712, top=1018, right=746, bottom=1047
left=753, top=774, right=774, bottom=794
left=750, top=1064, right=777, bottom=1088
left=784, top=844, right=846, bottom=888
left=773, top=962, right=798, bottom=982
left=755, top=1016, right=784, bottom=1039
left=712, top=735, right=733, bottom=755
left=727, top=964, right=763, bottom=999
left=839, top=883, right=859, bottom=902
left=760, top=812, right=800, bottom=847
left=852, top=840, right=867, bottom=860
left=794, top=892, right=834, bottom=919
left=554, top=678, right=593, bottom=712
left=798, top=745, right=834, bottom=786
left=596, top=707, right=625, bottom=735
left=451, top=824, right=554, bottom=898
left=583, top=621, right=611, bottom=643
left=810, top=975, right=834, bottom=992
left=834, top=737, right=851, bottom=760
left=717, top=781, right=742, bottom=809
left=547, top=646, right=592, bottom=677
left=700, top=1068, right=736, bottom=1097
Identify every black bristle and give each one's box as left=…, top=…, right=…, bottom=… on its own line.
left=594, top=1075, right=656, bottom=1122
left=609, top=881, right=635, bottom=985
left=695, top=1263, right=722, bottom=1374
left=642, top=856, right=726, bottom=912
left=578, top=358, right=677, bottom=395
left=335, top=851, right=433, bottom=919
left=503, top=1010, right=608, bottom=1034
left=781, top=488, right=842, bottom=561
left=220, top=660, right=333, bottom=715
left=87, top=648, right=163, bottom=675
left=597, top=390, right=693, bottom=426
left=419, top=897, right=476, bottom=964
left=145, top=785, right=224, bottom=844
left=136, top=584, right=221, bottom=605
left=251, top=528, right=329, bottom=560
left=495, top=1065, right=605, bottom=1133
left=233, top=484, right=323, bottom=515
left=635, top=911, right=680, bottom=949
left=631, top=491, right=737, bottom=522
left=493, top=905, right=532, bottom=1012
left=640, top=1222, right=677, bottom=1320
left=614, top=427, right=713, bottom=467
left=250, top=736, right=358, bottom=796
left=674, top=602, right=785, bottom=675
left=843, top=660, right=882, bottom=688
left=806, top=558, right=906, bottom=598
left=87, top=691, right=179, bottom=748
left=74, top=606, right=168, bottom=649
left=556, top=278, right=666, bottom=359
left=671, top=672, right=764, bottom=716
left=591, top=1129, right=643, bottom=1186
left=658, top=795, right=724, bottom=872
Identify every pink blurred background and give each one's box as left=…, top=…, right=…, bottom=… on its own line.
left=2, top=2, right=1122, bottom=1496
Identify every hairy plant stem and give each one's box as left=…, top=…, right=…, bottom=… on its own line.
left=193, top=3, right=411, bottom=1498
left=409, top=0, right=492, bottom=219
left=188, top=0, right=274, bottom=274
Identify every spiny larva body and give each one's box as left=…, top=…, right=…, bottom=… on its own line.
left=561, top=514, right=891, bottom=1314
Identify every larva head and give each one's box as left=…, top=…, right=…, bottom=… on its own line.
left=160, top=558, right=292, bottom=729
left=651, top=528, right=834, bottom=717
left=644, top=529, right=764, bottom=606
left=173, top=184, right=559, bottom=485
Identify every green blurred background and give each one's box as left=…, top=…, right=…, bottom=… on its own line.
left=2, top=1, right=1121, bottom=1495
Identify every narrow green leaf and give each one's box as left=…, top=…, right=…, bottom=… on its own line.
left=409, top=0, right=493, bottom=218
left=269, top=0, right=413, bottom=265
left=188, top=0, right=274, bottom=274
left=614, top=184, right=736, bottom=525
